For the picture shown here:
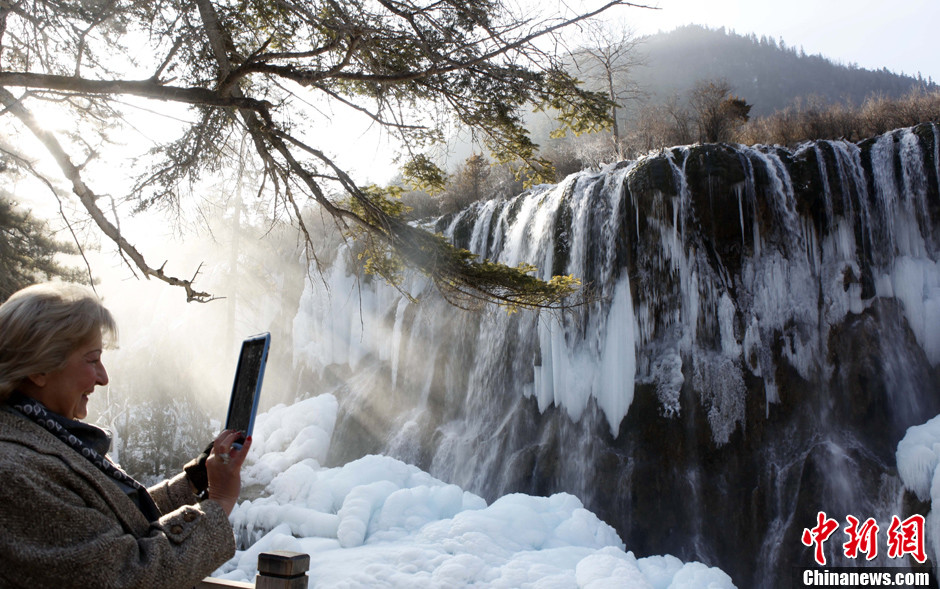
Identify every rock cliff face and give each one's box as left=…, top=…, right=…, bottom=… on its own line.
left=295, top=123, right=940, bottom=586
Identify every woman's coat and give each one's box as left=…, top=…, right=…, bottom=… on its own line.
left=0, top=407, right=236, bottom=588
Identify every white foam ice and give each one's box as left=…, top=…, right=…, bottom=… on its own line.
left=896, top=414, right=940, bottom=565
left=216, top=396, right=737, bottom=588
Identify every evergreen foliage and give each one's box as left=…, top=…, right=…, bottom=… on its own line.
left=537, top=25, right=940, bottom=166
left=0, top=0, right=632, bottom=307
left=632, top=24, right=935, bottom=117
left=396, top=22, right=940, bottom=217
left=0, top=192, right=86, bottom=301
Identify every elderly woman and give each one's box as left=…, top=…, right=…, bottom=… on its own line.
left=0, top=282, right=252, bottom=588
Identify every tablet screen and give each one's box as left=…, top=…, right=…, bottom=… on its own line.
left=224, top=333, right=270, bottom=438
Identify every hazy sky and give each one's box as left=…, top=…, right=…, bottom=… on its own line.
left=620, top=0, right=939, bottom=82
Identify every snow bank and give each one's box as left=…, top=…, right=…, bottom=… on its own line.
left=214, top=395, right=737, bottom=588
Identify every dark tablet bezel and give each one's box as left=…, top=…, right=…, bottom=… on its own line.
left=224, top=332, right=270, bottom=446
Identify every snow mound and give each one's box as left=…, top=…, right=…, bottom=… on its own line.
left=215, top=394, right=737, bottom=588
left=896, top=414, right=940, bottom=565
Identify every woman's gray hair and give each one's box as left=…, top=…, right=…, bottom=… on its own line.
left=0, top=282, right=117, bottom=400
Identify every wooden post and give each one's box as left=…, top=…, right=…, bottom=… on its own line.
left=255, top=551, right=310, bottom=589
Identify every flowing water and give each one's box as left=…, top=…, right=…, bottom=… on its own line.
left=289, top=123, right=940, bottom=586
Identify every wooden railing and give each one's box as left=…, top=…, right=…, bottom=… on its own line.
left=195, top=551, right=309, bottom=589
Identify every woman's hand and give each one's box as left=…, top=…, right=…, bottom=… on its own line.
left=205, top=429, right=252, bottom=516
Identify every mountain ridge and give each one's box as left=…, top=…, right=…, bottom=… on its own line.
left=628, top=24, right=936, bottom=116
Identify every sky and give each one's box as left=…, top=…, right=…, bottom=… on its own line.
left=621, top=0, right=940, bottom=82
left=353, top=0, right=940, bottom=183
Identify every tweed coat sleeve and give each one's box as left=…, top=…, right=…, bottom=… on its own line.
left=149, top=471, right=200, bottom=514
left=0, top=410, right=237, bottom=589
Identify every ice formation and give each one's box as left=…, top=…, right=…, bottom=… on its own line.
left=214, top=397, right=736, bottom=588
left=896, top=415, right=940, bottom=565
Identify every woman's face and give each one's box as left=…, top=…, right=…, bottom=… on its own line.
left=25, top=332, right=109, bottom=420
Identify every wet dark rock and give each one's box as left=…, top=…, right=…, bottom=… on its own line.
left=325, top=124, right=940, bottom=588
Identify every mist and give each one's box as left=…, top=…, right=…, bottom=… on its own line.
left=83, top=196, right=312, bottom=483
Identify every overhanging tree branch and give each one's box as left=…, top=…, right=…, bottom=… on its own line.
left=0, top=72, right=272, bottom=111
left=0, top=87, right=215, bottom=302
left=0, top=0, right=649, bottom=308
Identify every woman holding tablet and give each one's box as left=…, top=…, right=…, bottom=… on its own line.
left=0, top=282, right=252, bottom=588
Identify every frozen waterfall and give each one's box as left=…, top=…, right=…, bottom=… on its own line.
left=288, top=123, right=940, bottom=586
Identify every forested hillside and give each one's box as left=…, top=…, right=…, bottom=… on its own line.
left=632, top=24, right=935, bottom=116
left=411, top=24, right=939, bottom=219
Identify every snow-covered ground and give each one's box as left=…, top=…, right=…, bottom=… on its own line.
left=212, top=395, right=737, bottom=588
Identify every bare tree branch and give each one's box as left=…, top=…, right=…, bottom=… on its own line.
left=0, top=72, right=272, bottom=111
left=0, top=87, right=216, bottom=302
left=0, top=0, right=643, bottom=307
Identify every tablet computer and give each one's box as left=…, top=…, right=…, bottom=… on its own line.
left=224, top=332, right=271, bottom=447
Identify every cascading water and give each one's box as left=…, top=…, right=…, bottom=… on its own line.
left=290, top=122, right=940, bottom=587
